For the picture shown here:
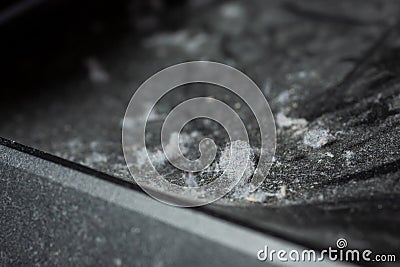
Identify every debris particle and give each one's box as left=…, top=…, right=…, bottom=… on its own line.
left=163, top=132, right=190, bottom=159
left=214, top=141, right=289, bottom=203
left=344, top=150, right=355, bottom=166
left=185, top=172, right=198, bottom=187
left=220, top=3, right=244, bottom=19
left=85, top=57, right=109, bottom=83
left=244, top=192, right=267, bottom=203
left=82, top=152, right=107, bottom=166
left=133, top=132, right=197, bottom=168
left=211, top=140, right=257, bottom=199
left=113, top=258, right=122, bottom=267
left=318, top=152, right=334, bottom=163
left=122, top=102, right=162, bottom=135
left=303, top=128, right=336, bottom=148
left=143, top=31, right=208, bottom=54
left=244, top=185, right=287, bottom=203
left=136, top=148, right=166, bottom=167
left=262, top=79, right=272, bottom=96
left=389, top=95, right=400, bottom=111
left=219, top=140, right=255, bottom=183
left=276, top=112, right=308, bottom=129
left=278, top=185, right=287, bottom=199
left=275, top=90, right=290, bottom=104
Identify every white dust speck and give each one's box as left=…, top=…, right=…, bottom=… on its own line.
left=135, top=147, right=166, bottom=167
left=276, top=112, right=308, bottom=129
left=185, top=172, right=198, bottom=187
left=318, top=152, right=334, bottom=163
left=66, top=138, right=81, bottom=148
left=218, top=141, right=275, bottom=201
left=199, top=140, right=254, bottom=199
left=244, top=191, right=267, bottom=203
left=163, top=132, right=190, bottom=160
left=113, top=258, right=122, bottom=267
left=262, top=79, right=272, bottom=96
left=279, top=185, right=287, bottom=198
left=303, top=128, right=336, bottom=149
left=344, top=150, right=355, bottom=166
left=122, top=102, right=161, bottom=136
left=85, top=57, right=109, bottom=83
left=389, top=95, right=400, bottom=111
left=202, top=141, right=289, bottom=202
left=143, top=31, right=208, bottom=54
left=276, top=90, right=290, bottom=104
left=220, top=3, right=244, bottom=18
left=245, top=185, right=287, bottom=203
left=218, top=140, right=255, bottom=184
left=133, top=131, right=197, bottom=168
left=82, top=152, right=107, bottom=166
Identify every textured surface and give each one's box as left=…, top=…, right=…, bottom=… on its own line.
left=0, top=161, right=261, bottom=267
left=0, top=139, right=398, bottom=266
left=1, top=0, right=399, bottom=205
left=1, top=0, right=400, bottom=263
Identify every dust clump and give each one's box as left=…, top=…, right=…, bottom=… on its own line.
left=276, top=111, right=308, bottom=129
left=344, top=150, right=355, bottom=166
left=303, top=128, right=336, bottom=148
left=85, top=57, right=109, bottom=83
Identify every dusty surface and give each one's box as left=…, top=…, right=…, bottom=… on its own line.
left=1, top=0, right=399, bottom=206
left=1, top=0, right=400, bottom=262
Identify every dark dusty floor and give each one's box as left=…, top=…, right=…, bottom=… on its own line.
left=1, top=0, right=400, bottom=260
left=1, top=0, right=399, bottom=204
